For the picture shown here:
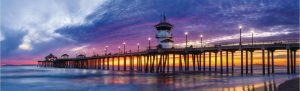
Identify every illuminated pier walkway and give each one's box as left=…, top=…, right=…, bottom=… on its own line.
left=38, top=40, right=299, bottom=75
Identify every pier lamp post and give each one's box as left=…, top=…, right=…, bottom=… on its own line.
left=84, top=50, right=87, bottom=56
left=200, top=34, right=203, bottom=48
left=105, top=46, right=108, bottom=55
left=239, top=25, right=243, bottom=75
left=185, top=32, right=188, bottom=48
left=137, top=43, right=140, bottom=52
left=123, top=42, right=126, bottom=54
left=118, top=46, right=121, bottom=54
left=251, top=30, right=255, bottom=46
left=239, top=25, right=243, bottom=49
left=92, top=48, right=95, bottom=56
left=148, top=37, right=151, bottom=50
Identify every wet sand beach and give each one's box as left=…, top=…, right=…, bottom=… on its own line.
left=278, top=77, right=299, bottom=91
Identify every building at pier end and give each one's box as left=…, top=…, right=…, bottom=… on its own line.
left=154, top=15, right=174, bottom=49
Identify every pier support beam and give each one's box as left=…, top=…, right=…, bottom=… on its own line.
left=118, top=56, right=120, bottom=70
left=220, top=50, right=223, bottom=74
left=290, top=49, right=293, bottom=74
left=94, top=59, right=97, bottom=69
left=293, top=50, right=297, bottom=74
left=226, top=51, right=229, bottom=74
left=150, top=54, right=153, bottom=73
left=193, top=54, right=196, bottom=71
left=215, top=52, right=217, bottom=72
left=139, top=56, right=142, bottom=71
left=196, top=54, right=200, bottom=71
left=124, top=56, right=127, bottom=71
left=150, top=55, right=155, bottom=73
left=199, top=53, right=202, bottom=71
left=187, top=53, right=190, bottom=71
left=173, top=54, right=176, bottom=72
left=136, top=56, right=138, bottom=71
left=287, top=49, right=290, bottom=74
left=157, top=54, right=162, bottom=73
left=241, top=50, right=244, bottom=75
left=183, top=54, right=187, bottom=71
left=98, top=58, right=101, bottom=69
left=271, top=50, right=274, bottom=74
left=250, top=50, right=253, bottom=74
left=130, top=55, right=133, bottom=71
left=262, top=49, right=265, bottom=75
left=167, top=54, right=170, bottom=72
left=112, top=57, right=114, bottom=70
left=140, top=55, right=143, bottom=72
left=246, top=50, right=248, bottom=75
left=145, top=55, right=149, bottom=72
left=232, top=51, right=235, bottom=74
left=107, top=57, right=109, bottom=70
left=203, top=52, right=206, bottom=72
left=102, top=58, right=105, bottom=70
left=209, top=52, right=211, bottom=72
left=146, top=55, right=149, bottom=72
left=267, top=50, right=270, bottom=75
left=184, top=54, right=188, bottom=71
left=179, top=54, right=183, bottom=72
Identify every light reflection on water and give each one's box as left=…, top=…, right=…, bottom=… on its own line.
left=1, top=66, right=298, bottom=91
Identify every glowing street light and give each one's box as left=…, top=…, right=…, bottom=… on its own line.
left=137, top=43, right=140, bottom=52
left=239, top=25, right=243, bottom=49
left=105, top=46, right=108, bottom=55
left=123, top=42, right=126, bottom=54
left=148, top=37, right=151, bottom=49
left=200, top=34, right=203, bottom=48
left=185, top=32, right=188, bottom=48
left=118, top=46, right=121, bottom=54
left=185, top=32, right=188, bottom=35
left=251, top=30, right=255, bottom=46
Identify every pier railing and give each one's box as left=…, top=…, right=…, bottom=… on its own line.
left=39, top=39, right=300, bottom=59
left=108, top=39, right=300, bottom=55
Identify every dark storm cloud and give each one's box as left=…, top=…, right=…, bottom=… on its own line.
left=58, top=0, right=299, bottom=43
left=1, top=27, right=26, bottom=58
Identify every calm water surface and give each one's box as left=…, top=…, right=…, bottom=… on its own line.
left=1, top=66, right=299, bottom=91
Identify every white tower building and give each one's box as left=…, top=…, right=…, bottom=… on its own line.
left=155, top=15, right=174, bottom=49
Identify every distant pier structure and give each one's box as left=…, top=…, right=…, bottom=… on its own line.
left=38, top=16, right=299, bottom=75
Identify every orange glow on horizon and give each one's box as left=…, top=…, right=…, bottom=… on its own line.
left=2, top=60, right=37, bottom=65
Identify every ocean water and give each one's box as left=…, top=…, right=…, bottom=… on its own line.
left=1, top=66, right=299, bottom=91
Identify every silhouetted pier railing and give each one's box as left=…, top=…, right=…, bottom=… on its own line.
left=38, top=40, right=299, bottom=75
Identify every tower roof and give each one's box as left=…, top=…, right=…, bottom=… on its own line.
left=154, top=15, right=173, bottom=29
left=61, top=54, right=69, bottom=57
left=77, top=54, right=86, bottom=58
left=45, top=53, right=57, bottom=60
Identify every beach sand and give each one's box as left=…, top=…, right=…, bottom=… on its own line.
left=278, top=77, right=299, bottom=91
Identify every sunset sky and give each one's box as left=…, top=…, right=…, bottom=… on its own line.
left=1, top=0, right=299, bottom=65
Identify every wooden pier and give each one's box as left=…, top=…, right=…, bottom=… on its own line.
left=38, top=40, right=299, bottom=75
